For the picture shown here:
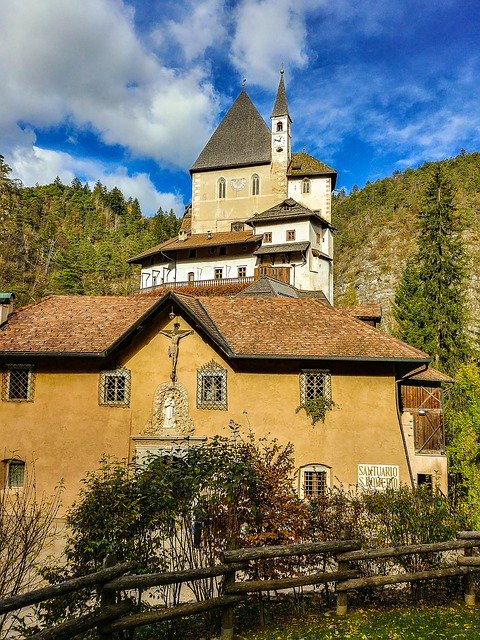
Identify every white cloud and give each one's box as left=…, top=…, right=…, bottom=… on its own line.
left=153, top=0, right=227, bottom=63
left=230, top=0, right=309, bottom=88
left=0, top=0, right=219, bottom=169
left=10, top=146, right=184, bottom=216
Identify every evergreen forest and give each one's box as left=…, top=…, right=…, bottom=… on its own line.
left=0, top=155, right=180, bottom=307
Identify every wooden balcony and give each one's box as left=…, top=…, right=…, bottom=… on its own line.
left=138, top=275, right=257, bottom=294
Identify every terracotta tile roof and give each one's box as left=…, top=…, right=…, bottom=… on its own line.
left=192, top=296, right=430, bottom=361
left=402, top=366, right=454, bottom=384
left=0, top=296, right=159, bottom=355
left=341, top=305, right=382, bottom=322
left=190, top=90, right=271, bottom=172
left=129, top=231, right=261, bottom=263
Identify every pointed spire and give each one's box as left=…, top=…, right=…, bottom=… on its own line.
left=271, top=67, right=290, bottom=119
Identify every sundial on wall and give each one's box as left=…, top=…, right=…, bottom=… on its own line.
left=230, top=178, right=246, bottom=191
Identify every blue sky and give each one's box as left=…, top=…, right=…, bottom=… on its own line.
left=1, top=0, right=479, bottom=216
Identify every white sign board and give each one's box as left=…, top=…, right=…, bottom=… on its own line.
left=357, top=464, right=400, bottom=491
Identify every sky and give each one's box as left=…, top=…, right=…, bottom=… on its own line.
left=1, top=0, right=479, bottom=216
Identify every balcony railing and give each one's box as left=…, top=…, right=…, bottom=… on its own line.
left=138, top=276, right=257, bottom=294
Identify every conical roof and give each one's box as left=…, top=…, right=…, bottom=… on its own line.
left=190, top=90, right=271, bottom=172
left=271, top=69, right=290, bottom=119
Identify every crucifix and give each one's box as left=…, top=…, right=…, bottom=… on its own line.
left=159, top=322, right=193, bottom=382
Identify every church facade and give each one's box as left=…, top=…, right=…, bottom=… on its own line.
left=129, top=71, right=337, bottom=301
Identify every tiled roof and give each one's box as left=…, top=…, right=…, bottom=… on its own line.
left=129, top=231, right=261, bottom=263
left=253, top=241, right=310, bottom=255
left=341, top=305, right=382, bottom=322
left=288, top=152, right=336, bottom=177
left=0, top=296, right=159, bottom=355
left=246, top=198, right=331, bottom=226
left=402, top=366, right=454, bottom=384
left=192, top=297, right=430, bottom=361
left=236, top=277, right=329, bottom=302
left=190, top=90, right=271, bottom=172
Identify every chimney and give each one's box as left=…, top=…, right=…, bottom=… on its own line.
left=178, top=230, right=188, bottom=242
left=0, top=293, right=15, bottom=324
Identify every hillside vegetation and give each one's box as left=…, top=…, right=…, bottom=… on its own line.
left=332, top=151, right=480, bottom=332
left=0, top=157, right=180, bottom=308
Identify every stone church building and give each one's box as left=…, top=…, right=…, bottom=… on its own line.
left=0, top=72, right=449, bottom=512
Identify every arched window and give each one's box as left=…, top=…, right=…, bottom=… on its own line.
left=276, top=122, right=283, bottom=132
left=302, top=178, right=311, bottom=194
left=251, top=173, right=260, bottom=196
left=218, top=177, right=226, bottom=199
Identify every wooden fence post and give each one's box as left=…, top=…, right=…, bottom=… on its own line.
left=336, top=560, right=349, bottom=616
left=220, top=567, right=236, bottom=640
left=98, top=554, right=117, bottom=640
left=463, top=547, right=475, bottom=606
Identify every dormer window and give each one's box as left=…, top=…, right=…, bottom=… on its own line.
left=276, top=122, right=283, bottom=132
left=251, top=174, right=260, bottom=196
left=218, top=178, right=226, bottom=199
left=302, top=178, right=311, bottom=194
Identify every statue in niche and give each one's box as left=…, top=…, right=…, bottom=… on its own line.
left=144, top=381, right=194, bottom=436
left=159, top=322, right=193, bottom=382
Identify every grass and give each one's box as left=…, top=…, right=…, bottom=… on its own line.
left=236, top=602, right=480, bottom=639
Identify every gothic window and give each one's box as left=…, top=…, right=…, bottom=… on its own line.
left=251, top=174, right=260, bottom=196
left=276, top=122, right=283, bottom=132
left=99, top=369, right=131, bottom=406
left=302, top=178, right=311, bottom=194
left=299, top=464, right=330, bottom=498
left=197, top=361, right=227, bottom=410
left=299, top=369, right=331, bottom=405
left=218, top=177, right=226, bottom=199
left=286, top=229, right=296, bottom=241
left=2, top=365, right=35, bottom=402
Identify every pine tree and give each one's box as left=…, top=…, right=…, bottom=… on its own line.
left=393, top=166, right=470, bottom=373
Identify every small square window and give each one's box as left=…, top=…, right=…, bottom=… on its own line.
left=99, top=369, right=131, bottom=406
left=286, top=230, right=296, bottom=241
left=2, top=366, right=35, bottom=402
left=263, top=232, right=272, bottom=243
left=300, top=464, right=329, bottom=498
left=214, top=268, right=223, bottom=280
left=299, top=369, right=331, bottom=404
left=238, top=266, right=247, bottom=278
left=197, top=361, right=227, bottom=410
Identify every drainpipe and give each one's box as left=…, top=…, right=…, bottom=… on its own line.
left=395, top=364, right=428, bottom=489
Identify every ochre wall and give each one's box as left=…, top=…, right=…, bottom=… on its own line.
left=0, top=312, right=420, bottom=514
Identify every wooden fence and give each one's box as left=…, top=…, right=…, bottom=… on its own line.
left=2, top=532, right=480, bottom=640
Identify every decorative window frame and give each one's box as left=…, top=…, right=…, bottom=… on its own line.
left=2, top=365, right=35, bottom=402
left=218, top=177, right=226, bottom=199
left=302, top=178, right=311, bottom=194
left=299, top=464, right=330, bottom=499
left=98, top=369, right=131, bottom=407
left=251, top=173, right=260, bottom=196
left=299, top=369, right=331, bottom=404
left=197, top=360, right=227, bottom=410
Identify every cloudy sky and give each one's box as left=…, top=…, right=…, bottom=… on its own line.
left=1, top=0, right=479, bottom=215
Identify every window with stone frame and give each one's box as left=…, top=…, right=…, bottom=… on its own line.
left=197, top=361, right=227, bottom=410
left=299, top=464, right=330, bottom=498
left=2, top=365, right=35, bottom=402
left=218, top=177, right=226, bottom=199
left=99, top=369, right=131, bottom=406
left=299, top=369, right=331, bottom=404
left=5, top=459, right=25, bottom=489
left=302, top=178, right=311, bottom=194
left=251, top=173, right=260, bottom=196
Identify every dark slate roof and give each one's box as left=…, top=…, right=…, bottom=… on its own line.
left=253, top=241, right=310, bottom=255
left=190, top=90, right=271, bottom=172
left=271, top=70, right=290, bottom=119
left=246, top=198, right=332, bottom=227
left=236, top=276, right=329, bottom=302
left=288, top=152, right=337, bottom=189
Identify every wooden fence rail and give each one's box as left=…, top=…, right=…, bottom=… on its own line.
left=2, top=533, right=480, bottom=639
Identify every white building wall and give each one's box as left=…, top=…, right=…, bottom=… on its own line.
left=287, top=177, right=331, bottom=222
left=254, top=219, right=311, bottom=244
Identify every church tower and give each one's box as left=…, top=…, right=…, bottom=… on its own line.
left=270, top=68, right=291, bottom=200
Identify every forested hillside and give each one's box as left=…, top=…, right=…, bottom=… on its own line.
left=0, top=156, right=180, bottom=307
left=332, top=151, right=480, bottom=332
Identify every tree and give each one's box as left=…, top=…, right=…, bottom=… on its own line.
left=393, top=166, right=470, bottom=373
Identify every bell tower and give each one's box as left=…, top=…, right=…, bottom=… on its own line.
left=270, top=68, right=291, bottom=198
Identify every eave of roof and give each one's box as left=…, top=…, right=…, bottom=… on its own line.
left=253, top=241, right=310, bottom=255
left=245, top=198, right=335, bottom=229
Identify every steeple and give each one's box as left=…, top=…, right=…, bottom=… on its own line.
left=271, top=67, right=291, bottom=122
